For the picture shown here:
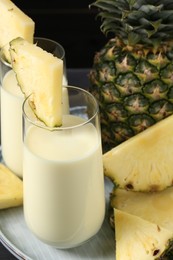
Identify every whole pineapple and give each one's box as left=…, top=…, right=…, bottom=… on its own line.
left=89, top=0, right=173, bottom=152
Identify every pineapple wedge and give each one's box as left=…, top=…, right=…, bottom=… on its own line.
left=0, top=163, right=23, bottom=209
left=111, top=187, right=173, bottom=233
left=114, top=209, right=173, bottom=260
left=0, top=0, right=35, bottom=62
left=9, top=37, right=63, bottom=127
left=103, top=114, right=173, bottom=192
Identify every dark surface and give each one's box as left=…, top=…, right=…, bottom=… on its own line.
left=0, top=243, right=16, bottom=260
left=0, top=68, right=91, bottom=260
left=12, top=0, right=108, bottom=69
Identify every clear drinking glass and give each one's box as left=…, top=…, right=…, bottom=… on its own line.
left=0, top=37, right=68, bottom=178
left=22, top=86, right=105, bottom=249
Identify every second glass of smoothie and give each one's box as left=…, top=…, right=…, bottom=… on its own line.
left=0, top=37, right=68, bottom=178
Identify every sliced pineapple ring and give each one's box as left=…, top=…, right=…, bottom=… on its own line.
left=0, top=163, right=23, bottom=209
left=111, top=187, right=173, bottom=233
left=103, top=114, right=173, bottom=192
left=9, top=37, right=63, bottom=127
left=0, top=0, right=35, bottom=62
left=114, top=209, right=173, bottom=260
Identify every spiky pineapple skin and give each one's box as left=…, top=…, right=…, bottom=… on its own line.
left=89, top=37, right=173, bottom=152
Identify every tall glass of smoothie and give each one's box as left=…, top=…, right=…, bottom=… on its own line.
left=0, top=37, right=68, bottom=178
left=22, top=86, right=105, bottom=248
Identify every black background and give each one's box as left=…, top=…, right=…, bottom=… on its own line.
left=13, top=0, right=108, bottom=69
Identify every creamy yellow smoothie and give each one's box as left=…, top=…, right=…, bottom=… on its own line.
left=23, top=114, right=105, bottom=248
left=1, top=70, right=24, bottom=177
left=1, top=69, right=68, bottom=177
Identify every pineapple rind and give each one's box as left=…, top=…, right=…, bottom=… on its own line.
left=103, top=114, right=173, bottom=192
left=115, top=209, right=173, bottom=260
left=89, top=38, right=173, bottom=152
left=90, top=1, right=173, bottom=152
left=9, top=37, right=63, bottom=127
left=0, top=163, right=23, bottom=209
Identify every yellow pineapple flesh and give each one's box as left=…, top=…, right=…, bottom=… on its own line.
left=103, top=115, right=173, bottom=192
left=9, top=37, right=63, bottom=127
left=0, top=163, right=23, bottom=209
left=0, top=0, right=35, bottom=62
left=111, top=186, right=173, bottom=233
left=114, top=209, right=173, bottom=260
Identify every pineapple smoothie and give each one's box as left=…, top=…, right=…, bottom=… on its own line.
left=1, top=70, right=24, bottom=177
left=1, top=69, right=68, bottom=177
left=23, top=114, right=105, bottom=248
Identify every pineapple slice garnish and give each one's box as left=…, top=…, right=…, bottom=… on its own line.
left=9, top=37, right=63, bottom=127
left=114, top=209, right=173, bottom=260
left=103, top=114, right=173, bottom=192
left=0, top=0, right=35, bottom=62
left=0, top=163, right=23, bottom=209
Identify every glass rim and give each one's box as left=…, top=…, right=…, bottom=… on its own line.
left=0, top=36, right=65, bottom=65
left=34, top=37, right=65, bottom=60
left=22, top=85, right=99, bottom=131
left=0, top=47, right=11, bottom=67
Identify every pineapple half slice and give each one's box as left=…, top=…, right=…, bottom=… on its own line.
left=114, top=209, right=173, bottom=260
left=111, top=186, right=173, bottom=233
left=103, top=114, right=173, bottom=192
left=0, top=163, right=23, bottom=209
left=9, top=37, right=63, bottom=127
left=0, top=0, right=35, bottom=62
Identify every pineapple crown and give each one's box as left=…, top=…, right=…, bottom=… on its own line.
left=90, top=0, right=173, bottom=47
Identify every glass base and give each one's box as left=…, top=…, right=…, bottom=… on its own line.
left=29, top=225, right=103, bottom=250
